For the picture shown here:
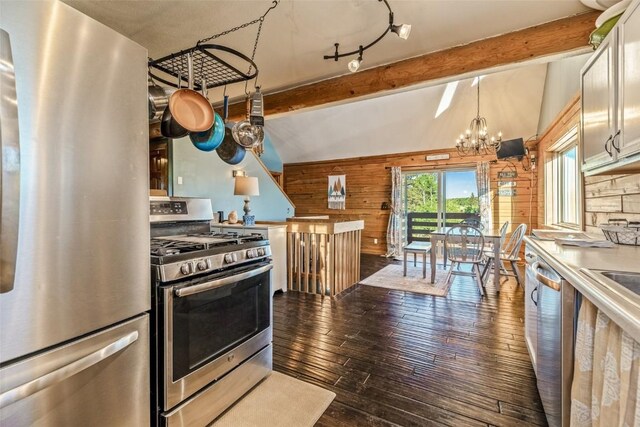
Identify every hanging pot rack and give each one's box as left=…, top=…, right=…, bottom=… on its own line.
left=147, top=0, right=278, bottom=92
left=148, top=45, right=258, bottom=91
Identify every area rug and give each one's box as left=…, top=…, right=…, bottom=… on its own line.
left=211, top=372, right=335, bottom=427
left=360, top=263, right=452, bottom=296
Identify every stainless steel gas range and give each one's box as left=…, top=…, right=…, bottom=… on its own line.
left=150, top=197, right=273, bottom=427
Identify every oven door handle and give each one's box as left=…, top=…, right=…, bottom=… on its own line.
left=174, top=264, right=273, bottom=297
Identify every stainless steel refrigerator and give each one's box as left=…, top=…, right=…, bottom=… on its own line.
left=0, top=1, right=150, bottom=425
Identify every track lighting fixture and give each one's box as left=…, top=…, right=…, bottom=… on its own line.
left=347, top=46, right=364, bottom=73
left=391, top=23, right=411, bottom=40
left=323, top=0, right=411, bottom=72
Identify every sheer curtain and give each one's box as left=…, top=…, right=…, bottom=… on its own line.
left=386, top=167, right=403, bottom=258
left=476, top=162, right=492, bottom=230
left=570, top=298, right=640, bottom=426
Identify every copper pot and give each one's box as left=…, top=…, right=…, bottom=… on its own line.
left=168, top=53, right=214, bottom=132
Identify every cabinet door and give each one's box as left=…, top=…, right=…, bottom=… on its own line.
left=581, top=30, right=618, bottom=171
left=618, top=1, right=640, bottom=158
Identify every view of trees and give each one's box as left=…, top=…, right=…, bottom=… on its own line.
left=405, top=173, right=479, bottom=214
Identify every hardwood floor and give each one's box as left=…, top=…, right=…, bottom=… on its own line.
left=272, top=254, right=547, bottom=427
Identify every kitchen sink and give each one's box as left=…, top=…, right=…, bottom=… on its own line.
left=599, top=271, right=640, bottom=296
left=581, top=269, right=640, bottom=299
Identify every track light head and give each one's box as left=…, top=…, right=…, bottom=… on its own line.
left=391, top=23, right=411, bottom=40
left=348, top=57, right=362, bottom=73
left=322, top=0, right=411, bottom=64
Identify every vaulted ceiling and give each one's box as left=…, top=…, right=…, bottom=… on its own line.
left=265, top=63, right=548, bottom=163
left=65, top=0, right=597, bottom=163
left=65, top=0, right=589, bottom=102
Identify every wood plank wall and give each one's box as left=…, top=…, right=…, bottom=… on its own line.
left=284, top=150, right=537, bottom=256
left=584, top=175, right=640, bottom=233
left=536, top=93, right=640, bottom=233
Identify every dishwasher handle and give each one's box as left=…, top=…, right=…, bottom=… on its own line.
left=530, top=286, right=538, bottom=306
left=532, top=261, right=562, bottom=291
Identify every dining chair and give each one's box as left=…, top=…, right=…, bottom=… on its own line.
left=482, top=220, right=509, bottom=260
left=481, top=223, right=527, bottom=287
left=461, top=216, right=483, bottom=229
left=444, top=225, right=485, bottom=296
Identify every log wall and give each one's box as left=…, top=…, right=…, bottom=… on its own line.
left=284, top=150, right=537, bottom=255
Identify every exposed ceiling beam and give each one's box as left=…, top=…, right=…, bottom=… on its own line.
left=227, top=11, right=598, bottom=121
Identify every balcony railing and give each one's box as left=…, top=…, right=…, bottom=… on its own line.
left=406, top=212, right=480, bottom=243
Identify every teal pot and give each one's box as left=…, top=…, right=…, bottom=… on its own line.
left=190, top=112, right=224, bottom=152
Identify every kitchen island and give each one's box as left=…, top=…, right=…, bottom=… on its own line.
left=283, top=219, right=365, bottom=297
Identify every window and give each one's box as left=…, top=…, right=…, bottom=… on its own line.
left=545, top=126, right=582, bottom=228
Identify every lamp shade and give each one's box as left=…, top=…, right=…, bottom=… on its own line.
left=234, top=176, right=259, bottom=196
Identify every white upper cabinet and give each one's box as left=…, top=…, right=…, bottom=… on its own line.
left=581, top=0, right=640, bottom=175
left=618, top=0, right=640, bottom=159
left=581, top=30, right=618, bottom=171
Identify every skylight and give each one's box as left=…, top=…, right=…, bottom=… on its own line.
left=435, top=81, right=459, bottom=118
left=471, top=75, right=485, bottom=87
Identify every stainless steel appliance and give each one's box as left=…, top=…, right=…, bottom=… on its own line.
left=150, top=197, right=273, bottom=426
left=0, top=2, right=150, bottom=425
left=525, top=245, right=575, bottom=427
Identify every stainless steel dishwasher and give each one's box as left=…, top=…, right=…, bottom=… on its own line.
left=525, top=245, right=576, bottom=427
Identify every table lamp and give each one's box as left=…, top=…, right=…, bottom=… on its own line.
left=234, top=176, right=259, bottom=226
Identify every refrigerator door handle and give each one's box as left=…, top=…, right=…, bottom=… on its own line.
left=0, top=331, right=138, bottom=409
left=0, top=28, right=21, bottom=294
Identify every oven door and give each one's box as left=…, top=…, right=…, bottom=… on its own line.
left=161, top=262, right=272, bottom=410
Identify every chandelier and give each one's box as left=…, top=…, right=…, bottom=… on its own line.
left=455, top=80, right=502, bottom=156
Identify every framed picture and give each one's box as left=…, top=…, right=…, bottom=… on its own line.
left=328, top=175, right=346, bottom=210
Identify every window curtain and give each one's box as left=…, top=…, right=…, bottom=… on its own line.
left=476, top=161, right=492, bottom=230
left=570, top=298, right=640, bottom=426
left=386, top=167, right=403, bottom=258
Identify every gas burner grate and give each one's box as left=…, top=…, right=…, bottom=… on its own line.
left=150, top=239, right=206, bottom=256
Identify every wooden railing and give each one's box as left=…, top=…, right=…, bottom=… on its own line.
left=286, top=220, right=364, bottom=297
left=407, top=212, right=480, bottom=243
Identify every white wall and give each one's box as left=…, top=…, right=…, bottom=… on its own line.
left=171, top=137, right=294, bottom=221
left=537, top=53, right=591, bottom=135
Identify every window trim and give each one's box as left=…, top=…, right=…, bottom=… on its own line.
left=544, top=125, right=584, bottom=230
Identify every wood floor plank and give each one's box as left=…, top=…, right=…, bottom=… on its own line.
left=272, top=254, right=547, bottom=426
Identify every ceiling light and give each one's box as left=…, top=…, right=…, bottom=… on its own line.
left=391, top=23, right=412, bottom=40
left=323, top=0, right=411, bottom=73
left=348, top=57, right=362, bottom=73
left=455, top=79, right=502, bottom=157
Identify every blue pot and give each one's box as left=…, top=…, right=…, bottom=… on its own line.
left=190, top=112, right=225, bottom=152
left=216, top=123, right=246, bottom=165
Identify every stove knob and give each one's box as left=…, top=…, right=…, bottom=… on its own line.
left=180, top=263, right=192, bottom=275
left=196, top=261, right=208, bottom=271
left=246, top=249, right=254, bottom=259
left=232, top=253, right=238, bottom=262
left=257, top=248, right=266, bottom=256
left=224, top=254, right=234, bottom=264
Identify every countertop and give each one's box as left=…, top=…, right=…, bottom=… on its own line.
left=524, top=236, right=640, bottom=342
left=211, top=222, right=288, bottom=229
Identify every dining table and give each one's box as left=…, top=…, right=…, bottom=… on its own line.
left=429, top=226, right=504, bottom=291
